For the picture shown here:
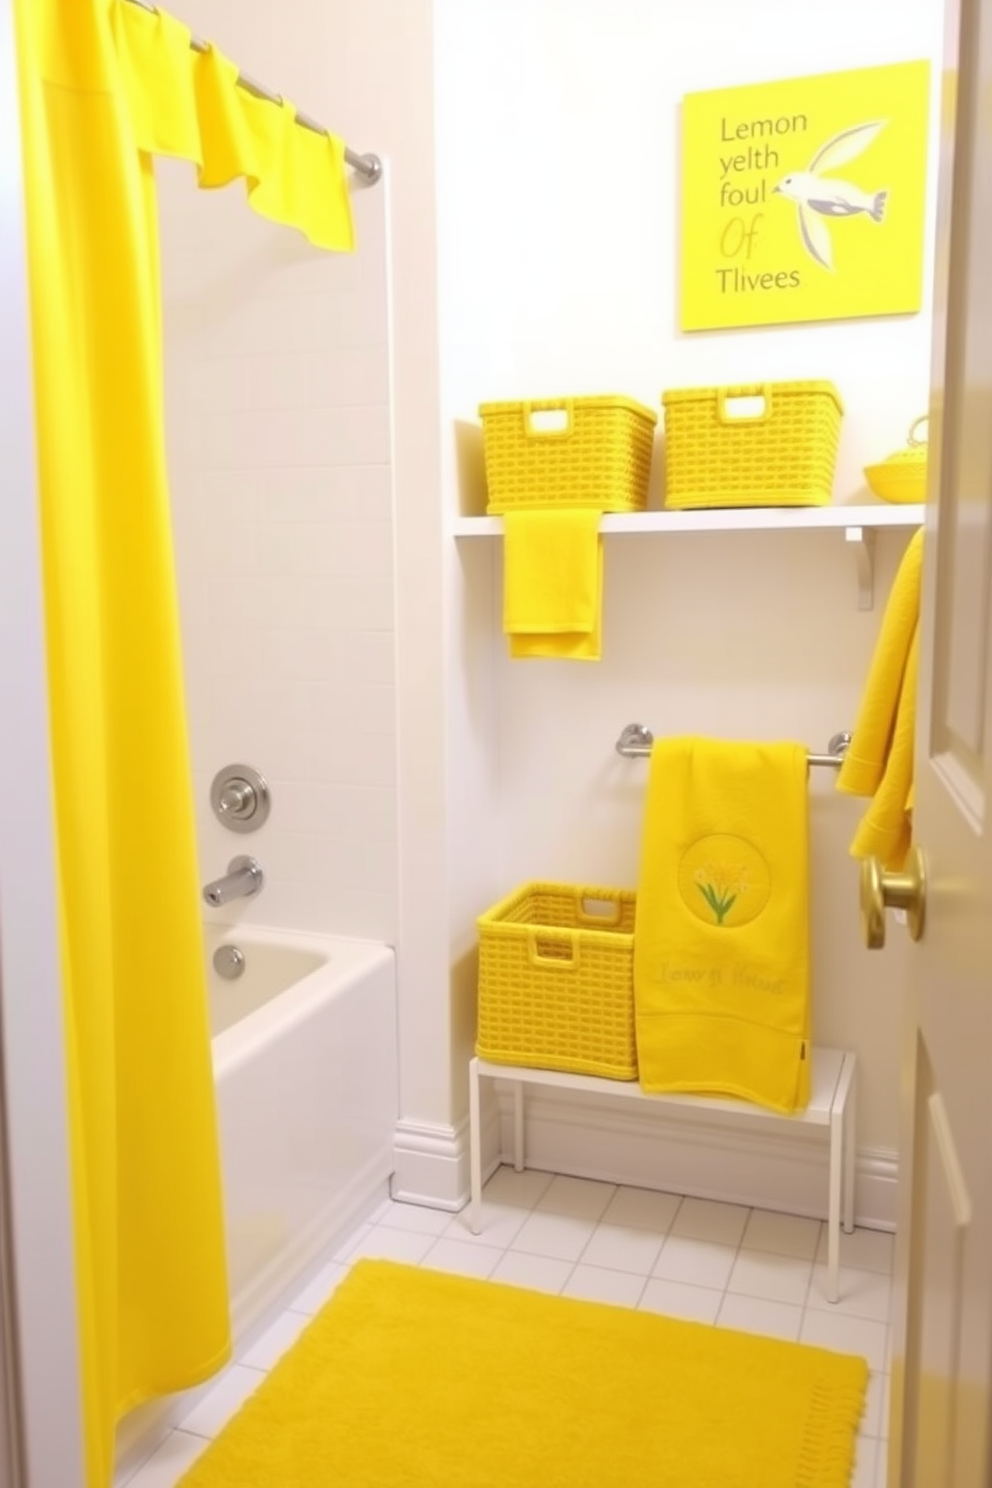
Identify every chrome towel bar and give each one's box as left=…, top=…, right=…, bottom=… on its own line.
left=615, top=724, right=852, bottom=768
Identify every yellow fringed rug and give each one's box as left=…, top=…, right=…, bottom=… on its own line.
left=178, top=1259, right=868, bottom=1488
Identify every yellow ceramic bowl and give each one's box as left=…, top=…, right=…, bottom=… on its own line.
left=864, top=416, right=928, bottom=504
left=863, top=459, right=927, bottom=504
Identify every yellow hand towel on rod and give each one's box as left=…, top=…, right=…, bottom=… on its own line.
left=633, top=738, right=812, bottom=1114
left=503, top=509, right=603, bottom=660
left=837, top=528, right=923, bottom=869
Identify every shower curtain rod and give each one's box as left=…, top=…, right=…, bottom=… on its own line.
left=125, top=0, right=382, bottom=183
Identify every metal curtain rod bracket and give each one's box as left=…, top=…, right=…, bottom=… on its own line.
left=125, top=0, right=382, bottom=183
left=615, top=724, right=853, bottom=769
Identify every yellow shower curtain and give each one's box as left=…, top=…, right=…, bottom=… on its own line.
left=14, top=4, right=230, bottom=1486
left=15, top=2, right=355, bottom=1476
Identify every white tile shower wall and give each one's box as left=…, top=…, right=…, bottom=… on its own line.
left=159, top=163, right=397, bottom=942
left=164, top=0, right=458, bottom=1137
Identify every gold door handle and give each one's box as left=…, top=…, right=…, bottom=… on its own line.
left=860, top=846, right=927, bottom=949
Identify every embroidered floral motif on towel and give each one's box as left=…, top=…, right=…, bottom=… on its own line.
left=678, top=833, right=771, bottom=929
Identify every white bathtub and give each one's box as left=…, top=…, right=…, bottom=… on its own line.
left=207, top=924, right=397, bottom=1340
left=115, top=925, right=396, bottom=1480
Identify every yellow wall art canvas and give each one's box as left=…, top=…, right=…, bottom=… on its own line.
left=680, top=61, right=931, bottom=331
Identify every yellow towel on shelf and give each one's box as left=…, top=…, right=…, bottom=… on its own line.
left=503, top=510, right=603, bottom=660
left=837, top=529, right=923, bottom=869
left=634, top=738, right=811, bottom=1114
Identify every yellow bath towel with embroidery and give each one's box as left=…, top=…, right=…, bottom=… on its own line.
left=837, top=530, right=923, bottom=869
left=634, top=738, right=811, bottom=1113
left=503, top=510, right=603, bottom=660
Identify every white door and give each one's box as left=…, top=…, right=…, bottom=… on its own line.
left=885, top=0, right=992, bottom=1482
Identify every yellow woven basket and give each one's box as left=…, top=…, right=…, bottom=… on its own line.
left=479, top=396, right=657, bottom=514
left=476, top=882, right=637, bottom=1081
left=661, top=381, right=843, bottom=510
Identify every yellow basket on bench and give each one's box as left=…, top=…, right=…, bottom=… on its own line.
left=479, top=396, right=657, bottom=514
left=661, top=380, right=843, bottom=510
left=476, top=882, right=637, bottom=1081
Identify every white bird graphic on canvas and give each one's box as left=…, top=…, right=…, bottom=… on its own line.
left=774, top=120, right=889, bottom=271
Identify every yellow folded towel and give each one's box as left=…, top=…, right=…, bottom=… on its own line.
left=634, top=738, right=811, bottom=1113
left=503, top=510, right=603, bottom=660
left=837, top=529, right=923, bottom=868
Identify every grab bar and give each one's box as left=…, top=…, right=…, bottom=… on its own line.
left=615, top=724, right=852, bottom=768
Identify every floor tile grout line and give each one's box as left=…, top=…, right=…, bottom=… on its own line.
left=713, top=1207, right=750, bottom=1324
left=627, top=1271, right=651, bottom=1311
left=798, top=1238, right=819, bottom=1321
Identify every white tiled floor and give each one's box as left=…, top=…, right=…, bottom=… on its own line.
left=121, top=1170, right=892, bottom=1488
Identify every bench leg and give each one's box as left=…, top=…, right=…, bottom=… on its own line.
left=513, top=1080, right=525, bottom=1172
left=827, top=1102, right=842, bottom=1304
left=843, top=1068, right=856, bottom=1235
left=469, top=1057, right=482, bottom=1235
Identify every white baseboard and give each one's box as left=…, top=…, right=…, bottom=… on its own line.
left=853, top=1146, right=899, bottom=1231
left=391, top=1086, right=898, bottom=1230
left=491, top=1083, right=897, bottom=1230
left=391, top=1115, right=477, bottom=1209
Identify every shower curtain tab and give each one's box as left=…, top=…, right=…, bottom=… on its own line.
left=615, top=724, right=853, bottom=768
left=124, top=0, right=382, bottom=182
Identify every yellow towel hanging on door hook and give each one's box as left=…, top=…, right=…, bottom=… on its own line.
left=837, top=528, right=923, bottom=869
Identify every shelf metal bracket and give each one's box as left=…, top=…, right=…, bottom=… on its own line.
left=845, top=525, right=877, bottom=610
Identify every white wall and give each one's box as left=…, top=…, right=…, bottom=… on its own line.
left=435, top=0, right=945, bottom=1167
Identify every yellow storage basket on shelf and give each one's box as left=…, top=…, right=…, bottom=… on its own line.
left=476, top=882, right=637, bottom=1081
left=661, top=380, right=843, bottom=510
left=479, top=395, right=657, bottom=514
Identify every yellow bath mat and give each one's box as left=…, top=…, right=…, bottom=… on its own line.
left=177, top=1260, right=867, bottom=1488
left=503, top=508, right=603, bottom=660
left=634, top=737, right=812, bottom=1112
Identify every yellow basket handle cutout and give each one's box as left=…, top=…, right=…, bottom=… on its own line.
left=527, top=928, right=580, bottom=970
left=522, top=399, right=575, bottom=440
left=717, top=385, right=773, bottom=426
left=575, top=894, right=623, bottom=927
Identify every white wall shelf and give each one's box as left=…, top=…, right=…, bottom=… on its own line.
left=452, top=503, right=924, bottom=537
left=452, top=503, right=924, bottom=608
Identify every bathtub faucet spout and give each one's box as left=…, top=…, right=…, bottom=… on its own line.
left=203, top=855, right=264, bottom=907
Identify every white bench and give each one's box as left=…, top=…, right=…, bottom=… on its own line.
left=468, top=1046, right=857, bottom=1303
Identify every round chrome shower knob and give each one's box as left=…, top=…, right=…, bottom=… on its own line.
left=210, top=764, right=271, bottom=833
